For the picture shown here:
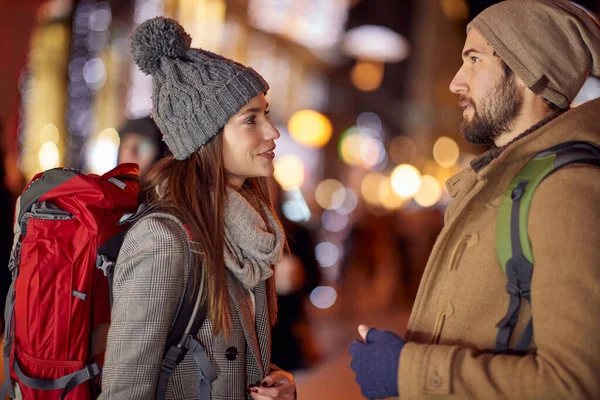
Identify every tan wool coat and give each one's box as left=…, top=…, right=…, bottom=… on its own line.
left=398, top=97, right=600, bottom=399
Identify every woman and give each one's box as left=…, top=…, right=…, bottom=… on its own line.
left=100, top=17, right=296, bottom=400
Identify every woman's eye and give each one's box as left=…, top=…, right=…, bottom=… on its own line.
left=245, top=116, right=256, bottom=125
left=265, top=110, right=271, bottom=119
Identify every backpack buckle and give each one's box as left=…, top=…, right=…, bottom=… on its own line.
left=96, top=254, right=115, bottom=277
left=505, top=282, right=530, bottom=298
left=511, top=183, right=527, bottom=200
left=505, top=282, right=520, bottom=296
left=161, top=345, right=183, bottom=375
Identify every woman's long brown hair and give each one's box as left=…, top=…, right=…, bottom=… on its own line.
left=140, top=133, right=281, bottom=338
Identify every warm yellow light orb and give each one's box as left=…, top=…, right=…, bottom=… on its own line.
left=391, top=164, right=421, bottom=197
left=414, top=175, right=442, bottom=207
left=315, top=179, right=345, bottom=210
left=39, top=141, right=59, bottom=170
left=288, top=110, right=333, bottom=148
left=99, top=127, right=120, bottom=144
left=350, top=60, right=384, bottom=92
left=340, top=132, right=365, bottom=165
left=433, top=136, right=460, bottom=168
left=274, top=154, right=305, bottom=191
left=361, top=172, right=386, bottom=206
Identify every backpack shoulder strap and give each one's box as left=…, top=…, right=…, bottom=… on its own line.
left=495, top=141, right=600, bottom=354
left=140, top=213, right=214, bottom=400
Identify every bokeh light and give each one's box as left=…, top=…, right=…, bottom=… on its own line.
left=288, top=109, right=333, bottom=148
left=315, top=179, right=346, bottom=210
left=339, top=128, right=364, bottom=165
left=359, top=136, right=386, bottom=167
left=39, top=141, right=59, bottom=170
left=336, top=187, right=358, bottom=215
left=342, top=25, right=410, bottom=63
left=433, top=136, right=460, bottom=168
left=39, top=123, right=59, bottom=144
left=357, top=111, right=383, bottom=138
left=98, top=127, right=119, bottom=142
left=391, top=164, right=421, bottom=197
left=310, top=286, right=338, bottom=309
left=414, top=175, right=442, bottom=207
left=274, top=154, right=305, bottom=190
left=322, top=210, right=349, bottom=233
left=315, top=242, right=340, bottom=268
left=87, top=128, right=120, bottom=174
left=82, top=58, right=106, bottom=90
left=350, top=60, right=384, bottom=92
left=361, top=172, right=387, bottom=206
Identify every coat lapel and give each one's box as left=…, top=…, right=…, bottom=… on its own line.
left=253, top=280, right=271, bottom=374
left=226, top=270, right=264, bottom=375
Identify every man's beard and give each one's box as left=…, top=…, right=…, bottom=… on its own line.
left=459, top=74, right=524, bottom=146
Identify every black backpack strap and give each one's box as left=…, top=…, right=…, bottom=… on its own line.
left=495, top=141, right=600, bottom=354
left=97, top=230, right=128, bottom=309
left=97, top=203, right=151, bottom=309
left=155, top=233, right=213, bottom=400
left=495, top=181, right=534, bottom=354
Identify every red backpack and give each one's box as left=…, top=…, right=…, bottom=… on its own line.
left=1, top=164, right=141, bottom=399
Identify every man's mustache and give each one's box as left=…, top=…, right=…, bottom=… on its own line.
left=458, top=95, right=475, bottom=110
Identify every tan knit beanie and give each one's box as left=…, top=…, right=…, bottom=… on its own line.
left=468, top=0, right=600, bottom=109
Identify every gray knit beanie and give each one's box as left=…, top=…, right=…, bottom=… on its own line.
left=131, top=17, right=269, bottom=160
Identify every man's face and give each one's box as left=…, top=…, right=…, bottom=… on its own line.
left=449, top=29, right=524, bottom=146
left=118, top=132, right=159, bottom=175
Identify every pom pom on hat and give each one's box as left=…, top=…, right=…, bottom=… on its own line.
left=131, top=17, right=191, bottom=75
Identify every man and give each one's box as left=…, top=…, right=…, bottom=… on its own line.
left=349, top=1, right=600, bottom=398
left=117, top=116, right=169, bottom=175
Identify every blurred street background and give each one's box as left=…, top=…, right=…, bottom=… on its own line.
left=1, top=0, right=599, bottom=399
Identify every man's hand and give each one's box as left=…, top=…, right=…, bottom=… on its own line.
left=349, top=324, right=406, bottom=399
left=249, top=370, right=296, bottom=399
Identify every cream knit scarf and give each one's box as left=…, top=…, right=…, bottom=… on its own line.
left=223, top=187, right=284, bottom=289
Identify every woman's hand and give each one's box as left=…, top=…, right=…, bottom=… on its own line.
left=248, top=370, right=296, bottom=399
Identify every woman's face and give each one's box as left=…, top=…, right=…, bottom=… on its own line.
left=223, top=93, right=280, bottom=188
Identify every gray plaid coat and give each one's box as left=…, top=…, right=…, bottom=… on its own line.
left=99, top=213, right=275, bottom=400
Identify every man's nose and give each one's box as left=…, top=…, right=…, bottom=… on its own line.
left=449, top=67, right=468, bottom=94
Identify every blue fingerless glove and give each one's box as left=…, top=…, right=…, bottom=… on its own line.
left=349, top=328, right=406, bottom=400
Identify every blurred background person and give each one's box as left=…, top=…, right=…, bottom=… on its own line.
left=117, top=117, right=170, bottom=175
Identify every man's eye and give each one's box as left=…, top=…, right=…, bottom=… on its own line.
left=471, top=56, right=480, bottom=63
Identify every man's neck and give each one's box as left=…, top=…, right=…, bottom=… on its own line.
left=494, top=111, right=550, bottom=147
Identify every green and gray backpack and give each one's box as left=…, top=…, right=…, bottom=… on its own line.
left=494, top=141, right=600, bottom=354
